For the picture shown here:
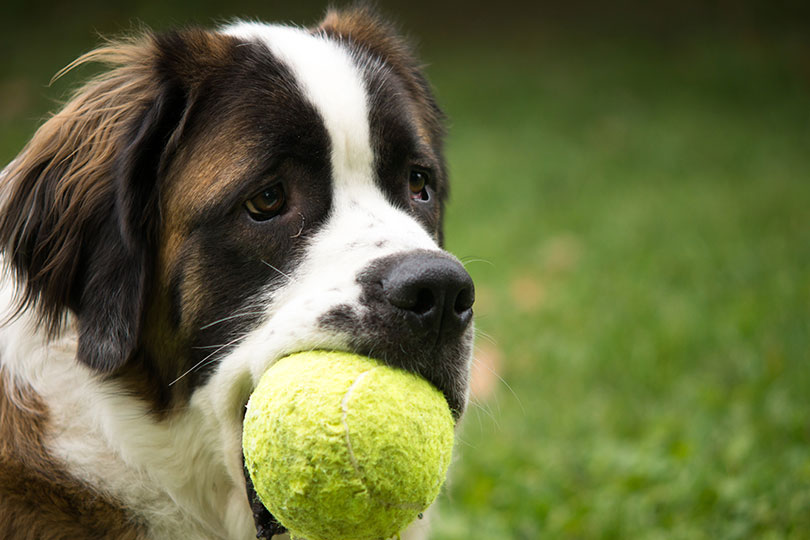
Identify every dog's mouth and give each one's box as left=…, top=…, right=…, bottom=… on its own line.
left=244, top=461, right=286, bottom=539
left=238, top=343, right=469, bottom=538
left=238, top=376, right=285, bottom=539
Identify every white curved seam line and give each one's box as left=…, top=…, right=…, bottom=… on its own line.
left=340, top=367, right=425, bottom=512
left=340, top=369, right=373, bottom=475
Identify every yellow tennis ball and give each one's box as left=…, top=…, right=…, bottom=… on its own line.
left=242, top=350, right=455, bottom=540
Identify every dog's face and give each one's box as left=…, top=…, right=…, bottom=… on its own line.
left=0, top=8, right=473, bottom=534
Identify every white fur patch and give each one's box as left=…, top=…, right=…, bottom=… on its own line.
left=223, top=22, right=376, bottom=191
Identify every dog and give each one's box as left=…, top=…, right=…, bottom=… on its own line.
left=0, top=7, right=474, bottom=540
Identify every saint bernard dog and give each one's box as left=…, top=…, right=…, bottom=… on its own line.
left=0, top=6, right=475, bottom=540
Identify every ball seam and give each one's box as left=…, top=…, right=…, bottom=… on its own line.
left=340, top=368, right=425, bottom=512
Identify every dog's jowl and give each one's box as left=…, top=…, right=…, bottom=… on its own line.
left=0, top=7, right=473, bottom=540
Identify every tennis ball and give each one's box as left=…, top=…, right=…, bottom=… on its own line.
left=242, top=350, right=455, bottom=540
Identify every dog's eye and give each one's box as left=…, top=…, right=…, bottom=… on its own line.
left=245, top=184, right=286, bottom=221
left=409, top=169, right=430, bottom=202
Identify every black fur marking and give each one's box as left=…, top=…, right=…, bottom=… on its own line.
left=119, top=33, right=335, bottom=407
left=317, top=304, right=360, bottom=330
left=0, top=28, right=335, bottom=409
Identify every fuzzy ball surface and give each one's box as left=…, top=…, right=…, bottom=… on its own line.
left=242, top=351, right=455, bottom=540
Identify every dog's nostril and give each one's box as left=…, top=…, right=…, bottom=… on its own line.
left=384, top=282, right=435, bottom=315
left=413, top=288, right=435, bottom=315
left=454, top=286, right=474, bottom=315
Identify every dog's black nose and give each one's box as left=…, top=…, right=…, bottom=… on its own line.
left=381, top=251, right=474, bottom=341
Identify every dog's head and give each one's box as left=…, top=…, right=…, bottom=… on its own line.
left=0, top=7, right=473, bottom=532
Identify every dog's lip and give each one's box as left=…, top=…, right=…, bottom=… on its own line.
left=242, top=453, right=286, bottom=539
left=240, top=352, right=293, bottom=539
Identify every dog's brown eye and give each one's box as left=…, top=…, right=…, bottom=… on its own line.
left=245, top=184, right=286, bottom=221
left=409, top=169, right=430, bottom=202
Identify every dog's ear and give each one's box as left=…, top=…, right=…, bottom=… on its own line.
left=0, top=29, right=234, bottom=372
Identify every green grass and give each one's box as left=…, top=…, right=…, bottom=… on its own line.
left=2, top=10, right=809, bottom=538
left=429, top=36, right=810, bottom=539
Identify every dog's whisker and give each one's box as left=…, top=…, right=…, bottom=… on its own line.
left=169, top=334, right=246, bottom=386
left=465, top=399, right=496, bottom=436
left=199, top=311, right=266, bottom=331
left=474, top=329, right=498, bottom=345
left=261, top=259, right=297, bottom=283
left=472, top=355, right=524, bottom=417
left=452, top=433, right=479, bottom=451
left=290, top=212, right=306, bottom=238
left=467, top=394, right=501, bottom=426
left=185, top=355, right=229, bottom=380
left=460, top=257, right=495, bottom=268
left=192, top=343, right=240, bottom=349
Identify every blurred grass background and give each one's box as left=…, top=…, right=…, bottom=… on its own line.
left=2, top=1, right=809, bottom=538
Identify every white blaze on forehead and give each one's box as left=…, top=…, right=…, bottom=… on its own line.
left=222, top=22, right=375, bottom=190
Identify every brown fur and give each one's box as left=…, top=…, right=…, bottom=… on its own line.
left=0, top=27, right=240, bottom=347
left=0, top=29, right=234, bottom=536
left=0, top=368, right=146, bottom=539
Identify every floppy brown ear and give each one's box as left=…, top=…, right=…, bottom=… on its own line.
left=0, top=29, right=232, bottom=372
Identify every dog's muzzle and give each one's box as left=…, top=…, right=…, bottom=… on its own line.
left=249, top=250, right=476, bottom=538
left=352, top=249, right=475, bottom=417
